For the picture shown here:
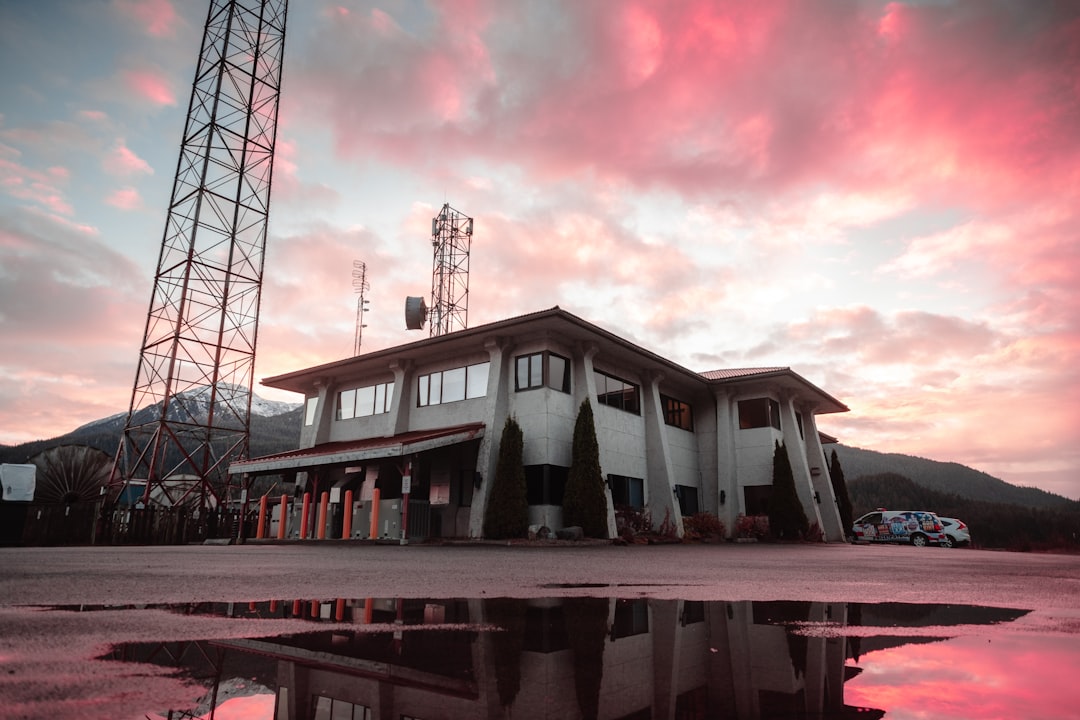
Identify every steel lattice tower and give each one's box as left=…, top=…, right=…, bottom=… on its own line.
left=110, top=0, right=288, bottom=508
left=429, top=203, right=473, bottom=337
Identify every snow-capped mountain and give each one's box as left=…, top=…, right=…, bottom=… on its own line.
left=70, top=384, right=300, bottom=436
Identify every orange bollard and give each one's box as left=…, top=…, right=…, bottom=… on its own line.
left=369, top=487, right=381, bottom=539
left=270, top=599, right=279, bottom=613
left=342, top=490, right=353, bottom=539
left=291, top=599, right=301, bottom=616
left=335, top=598, right=345, bottom=622
left=277, top=495, right=288, bottom=539
left=317, top=492, right=329, bottom=540
left=256, top=495, right=268, bottom=539
left=300, top=492, right=311, bottom=539
left=310, top=600, right=319, bottom=618
left=363, top=597, right=373, bottom=624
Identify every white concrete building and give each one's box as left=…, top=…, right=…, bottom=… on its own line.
left=231, top=307, right=849, bottom=541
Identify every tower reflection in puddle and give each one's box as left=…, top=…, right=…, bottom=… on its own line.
left=107, top=598, right=1038, bottom=719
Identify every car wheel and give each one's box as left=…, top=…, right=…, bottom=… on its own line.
left=941, top=535, right=955, bottom=549
left=910, top=533, right=928, bottom=547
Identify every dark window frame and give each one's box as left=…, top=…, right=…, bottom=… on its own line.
left=515, top=351, right=571, bottom=393
left=525, top=464, right=568, bottom=506
left=738, top=397, right=781, bottom=430
left=594, top=369, right=641, bottom=415
left=417, top=362, right=490, bottom=407
left=661, top=394, right=694, bottom=431
left=608, top=473, right=645, bottom=509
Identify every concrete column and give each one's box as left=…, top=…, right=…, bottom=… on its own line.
left=574, top=343, right=618, bottom=539
left=300, top=378, right=335, bottom=449
left=778, top=395, right=825, bottom=536
left=803, top=413, right=844, bottom=541
left=712, top=388, right=739, bottom=536
left=386, top=358, right=413, bottom=437
left=469, top=336, right=512, bottom=537
left=641, top=372, right=681, bottom=535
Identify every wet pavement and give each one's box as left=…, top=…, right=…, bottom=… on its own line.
left=1, top=543, right=1079, bottom=719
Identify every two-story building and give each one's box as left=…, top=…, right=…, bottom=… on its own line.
left=230, top=307, right=849, bottom=541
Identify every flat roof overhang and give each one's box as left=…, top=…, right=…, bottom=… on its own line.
left=229, top=423, right=485, bottom=476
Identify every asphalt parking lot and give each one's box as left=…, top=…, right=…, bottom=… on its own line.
left=3, top=541, right=1079, bottom=609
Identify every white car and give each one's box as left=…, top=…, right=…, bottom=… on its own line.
left=938, top=517, right=971, bottom=548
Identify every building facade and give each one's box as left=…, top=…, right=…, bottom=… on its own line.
left=230, top=307, right=849, bottom=541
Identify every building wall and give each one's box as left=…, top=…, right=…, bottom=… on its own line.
left=290, top=324, right=844, bottom=541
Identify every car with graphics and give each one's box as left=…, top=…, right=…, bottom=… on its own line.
left=851, top=509, right=948, bottom=547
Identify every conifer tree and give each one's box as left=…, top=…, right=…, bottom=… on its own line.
left=830, top=449, right=855, bottom=537
left=768, top=440, right=809, bottom=540
left=483, top=416, right=528, bottom=539
left=564, top=399, right=609, bottom=538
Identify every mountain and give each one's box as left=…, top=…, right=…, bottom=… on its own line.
left=0, top=387, right=302, bottom=466
left=831, top=444, right=1074, bottom=509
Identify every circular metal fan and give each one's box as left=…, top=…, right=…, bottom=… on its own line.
left=28, top=445, right=111, bottom=504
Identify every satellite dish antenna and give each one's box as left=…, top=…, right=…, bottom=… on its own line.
left=404, top=296, right=428, bottom=330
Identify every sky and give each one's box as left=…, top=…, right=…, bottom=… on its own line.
left=0, top=0, right=1078, bottom=499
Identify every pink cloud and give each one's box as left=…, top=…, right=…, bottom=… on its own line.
left=113, top=0, right=178, bottom=37
left=124, top=69, right=176, bottom=106
left=103, top=142, right=153, bottom=176
left=0, top=213, right=144, bottom=443
left=105, top=186, right=142, bottom=210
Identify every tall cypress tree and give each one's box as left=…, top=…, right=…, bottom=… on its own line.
left=483, top=416, right=528, bottom=539
left=768, top=440, right=809, bottom=540
left=830, top=449, right=855, bottom=538
left=564, top=399, right=609, bottom=538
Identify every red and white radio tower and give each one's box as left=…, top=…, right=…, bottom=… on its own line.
left=110, top=0, right=288, bottom=511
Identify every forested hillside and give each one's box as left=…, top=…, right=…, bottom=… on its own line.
left=848, top=472, right=1080, bottom=551
left=832, top=444, right=1074, bottom=508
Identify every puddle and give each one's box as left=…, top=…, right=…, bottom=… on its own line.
left=5, top=599, right=1080, bottom=719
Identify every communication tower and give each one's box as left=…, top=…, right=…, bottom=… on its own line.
left=109, top=0, right=288, bottom=510
left=352, top=260, right=370, bottom=355
left=428, top=203, right=473, bottom=337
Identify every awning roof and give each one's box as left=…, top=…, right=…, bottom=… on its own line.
left=229, top=423, right=485, bottom=475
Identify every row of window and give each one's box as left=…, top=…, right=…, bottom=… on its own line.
left=322, top=360, right=787, bottom=440
left=337, top=381, right=394, bottom=420
left=417, top=362, right=490, bottom=406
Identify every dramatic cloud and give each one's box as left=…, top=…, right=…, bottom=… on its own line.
left=2, top=0, right=1078, bottom=497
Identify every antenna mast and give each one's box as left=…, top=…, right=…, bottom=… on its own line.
left=353, top=260, right=370, bottom=355
left=109, top=0, right=288, bottom=510
left=429, top=203, right=473, bottom=337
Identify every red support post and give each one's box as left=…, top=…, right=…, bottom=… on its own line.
left=256, top=495, right=268, bottom=539
left=342, top=490, right=353, bottom=539
left=300, top=492, right=311, bottom=539
left=317, top=492, right=329, bottom=540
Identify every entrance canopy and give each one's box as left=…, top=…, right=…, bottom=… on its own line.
left=228, top=423, right=485, bottom=476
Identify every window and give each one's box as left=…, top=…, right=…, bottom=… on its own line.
left=312, top=696, right=371, bottom=720
left=743, top=484, right=772, bottom=516
left=661, top=394, right=694, bottom=431
left=525, top=465, right=568, bottom=506
left=609, top=474, right=644, bottom=509
left=796, top=411, right=804, bottom=439
left=594, top=370, right=640, bottom=414
left=515, top=351, right=571, bottom=393
left=337, top=382, right=394, bottom=419
left=418, top=362, right=490, bottom=406
left=674, top=484, right=699, bottom=516
left=611, top=598, right=649, bottom=639
left=738, top=397, right=781, bottom=430
left=304, top=397, right=318, bottom=426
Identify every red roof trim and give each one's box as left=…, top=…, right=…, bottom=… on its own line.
left=229, top=423, right=485, bottom=473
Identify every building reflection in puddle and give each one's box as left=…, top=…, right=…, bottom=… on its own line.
left=94, top=598, right=1056, bottom=719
